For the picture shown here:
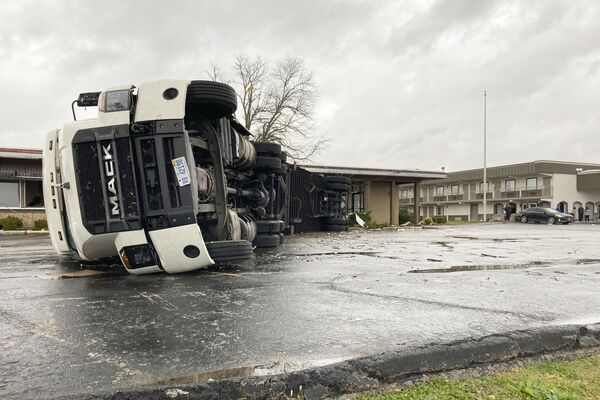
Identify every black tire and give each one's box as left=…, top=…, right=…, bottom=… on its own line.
left=255, top=156, right=282, bottom=171
left=256, top=220, right=282, bottom=234
left=205, top=240, right=253, bottom=263
left=254, top=234, right=280, bottom=248
left=520, top=215, right=528, bottom=223
left=279, top=151, right=288, bottom=163
left=326, top=182, right=350, bottom=192
left=323, top=217, right=347, bottom=225
left=323, top=224, right=347, bottom=232
left=253, top=142, right=282, bottom=156
left=326, top=176, right=351, bottom=185
left=186, top=81, right=237, bottom=119
left=548, top=216, right=556, bottom=225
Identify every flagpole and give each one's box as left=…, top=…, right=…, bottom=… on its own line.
left=483, top=90, right=487, bottom=222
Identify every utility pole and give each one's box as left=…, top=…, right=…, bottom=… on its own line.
left=483, top=90, right=487, bottom=222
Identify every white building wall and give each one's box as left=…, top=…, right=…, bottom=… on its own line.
left=552, top=173, right=577, bottom=208
left=445, top=204, right=469, bottom=218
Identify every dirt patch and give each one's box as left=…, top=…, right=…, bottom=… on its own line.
left=40, top=269, right=108, bottom=279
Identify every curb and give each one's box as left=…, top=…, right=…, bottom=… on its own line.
left=0, top=230, right=48, bottom=235
left=60, top=323, right=600, bottom=400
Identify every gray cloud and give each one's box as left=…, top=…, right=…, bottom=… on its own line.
left=1, top=0, right=599, bottom=172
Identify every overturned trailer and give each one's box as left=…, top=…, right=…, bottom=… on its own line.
left=43, top=80, right=348, bottom=274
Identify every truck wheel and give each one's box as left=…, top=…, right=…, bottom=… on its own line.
left=254, top=234, right=280, bottom=247
left=255, top=156, right=282, bottom=171
left=279, top=151, right=288, bottom=163
left=323, top=224, right=347, bottom=232
left=205, top=240, right=253, bottom=263
left=256, top=220, right=282, bottom=234
left=326, top=176, right=350, bottom=185
left=323, top=217, right=347, bottom=225
left=254, top=142, right=282, bottom=156
left=326, top=182, right=350, bottom=192
left=186, top=80, right=237, bottom=119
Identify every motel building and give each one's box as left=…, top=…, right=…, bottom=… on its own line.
left=400, top=160, right=600, bottom=222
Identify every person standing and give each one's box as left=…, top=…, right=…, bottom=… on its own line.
left=504, top=203, right=512, bottom=223
left=578, top=206, right=584, bottom=222
left=571, top=206, right=577, bottom=218
left=584, top=206, right=591, bottom=222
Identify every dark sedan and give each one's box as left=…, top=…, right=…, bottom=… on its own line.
left=518, top=207, right=573, bottom=224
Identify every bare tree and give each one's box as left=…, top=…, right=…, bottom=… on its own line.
left=210, top=55, right=326, bottom=160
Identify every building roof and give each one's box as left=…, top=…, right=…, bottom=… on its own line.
left=0, top=147, right=43, bottom=160
left=0, top=158, right=42, bottom=180
left=419, top=160, right=600, bottom=185
left=298, top=164, right=446, bottom=183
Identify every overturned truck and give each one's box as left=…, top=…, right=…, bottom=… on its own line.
left=43, top=80, right=349, bottom=274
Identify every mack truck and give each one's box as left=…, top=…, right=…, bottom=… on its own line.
left=43, top=80, right=290, bottom=274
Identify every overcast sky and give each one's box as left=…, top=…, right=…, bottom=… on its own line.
left=1, top=0, right=599, bottom=172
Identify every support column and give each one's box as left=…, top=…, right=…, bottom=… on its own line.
left=413, top=182, right=420, bottom=224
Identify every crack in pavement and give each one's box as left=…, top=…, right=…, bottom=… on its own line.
left=328, top=275, right=555, bottom=322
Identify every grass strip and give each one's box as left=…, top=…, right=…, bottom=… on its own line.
left=358, top=355, right=600, bottom=400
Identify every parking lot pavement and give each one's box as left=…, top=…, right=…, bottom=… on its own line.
left=1, top=224, right=600, bottom=399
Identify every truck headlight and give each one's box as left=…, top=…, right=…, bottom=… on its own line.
left=98, top=90, right=131, bottom=113
left=119, top=245, right=158, bottom=270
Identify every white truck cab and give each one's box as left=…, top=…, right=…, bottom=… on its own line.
left=43, top=80, right=288, bottom=274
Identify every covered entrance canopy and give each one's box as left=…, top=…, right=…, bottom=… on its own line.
left=298, top=164, right=446, bottom=225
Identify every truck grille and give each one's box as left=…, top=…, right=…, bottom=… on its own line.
left=73, top=126, right=141, bottom=234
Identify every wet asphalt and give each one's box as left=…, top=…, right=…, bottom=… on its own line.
left=1, top=223, right=600, bottom=399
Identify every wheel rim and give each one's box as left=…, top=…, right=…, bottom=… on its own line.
left=521, top=216, right=527, bottom=223
left=548, top=217, right=555, bottom=224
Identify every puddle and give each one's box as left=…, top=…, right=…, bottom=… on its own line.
left=576, top=259, right=600, bottom=265
left=155, top=366, right=258, bottom=385
left=481, top=253, right=507, bottom=259
left=40, top=269, right=108, bottom=279
left=408, top=261, right=551, bottom=274
left=153, top=358, right=348, bottom=385
left=283, top=251, right=377, bottom=257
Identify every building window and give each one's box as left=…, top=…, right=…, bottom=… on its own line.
left=505, top=180, right=516, bottom=191
left=526, top=178, right=537, bottom=190
left=352, top=192, right=365, bottom=213
left=479, top=182, right=489, bottom=193
left=24, top=181, right=44, bottom=207
left=435, top=186, right=444, bottom=196
left=450, top=184, right=459, bottom=195
left=494, top=203, right=503, bottom=214
left=0, top=182, right=20, bottom=207
left=400, top=189, right=413, bottom=199
left=436, top=206, right=444, bottom=215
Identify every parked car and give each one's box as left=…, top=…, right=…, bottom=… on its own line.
left=518, top=207, right=573, bottom=224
